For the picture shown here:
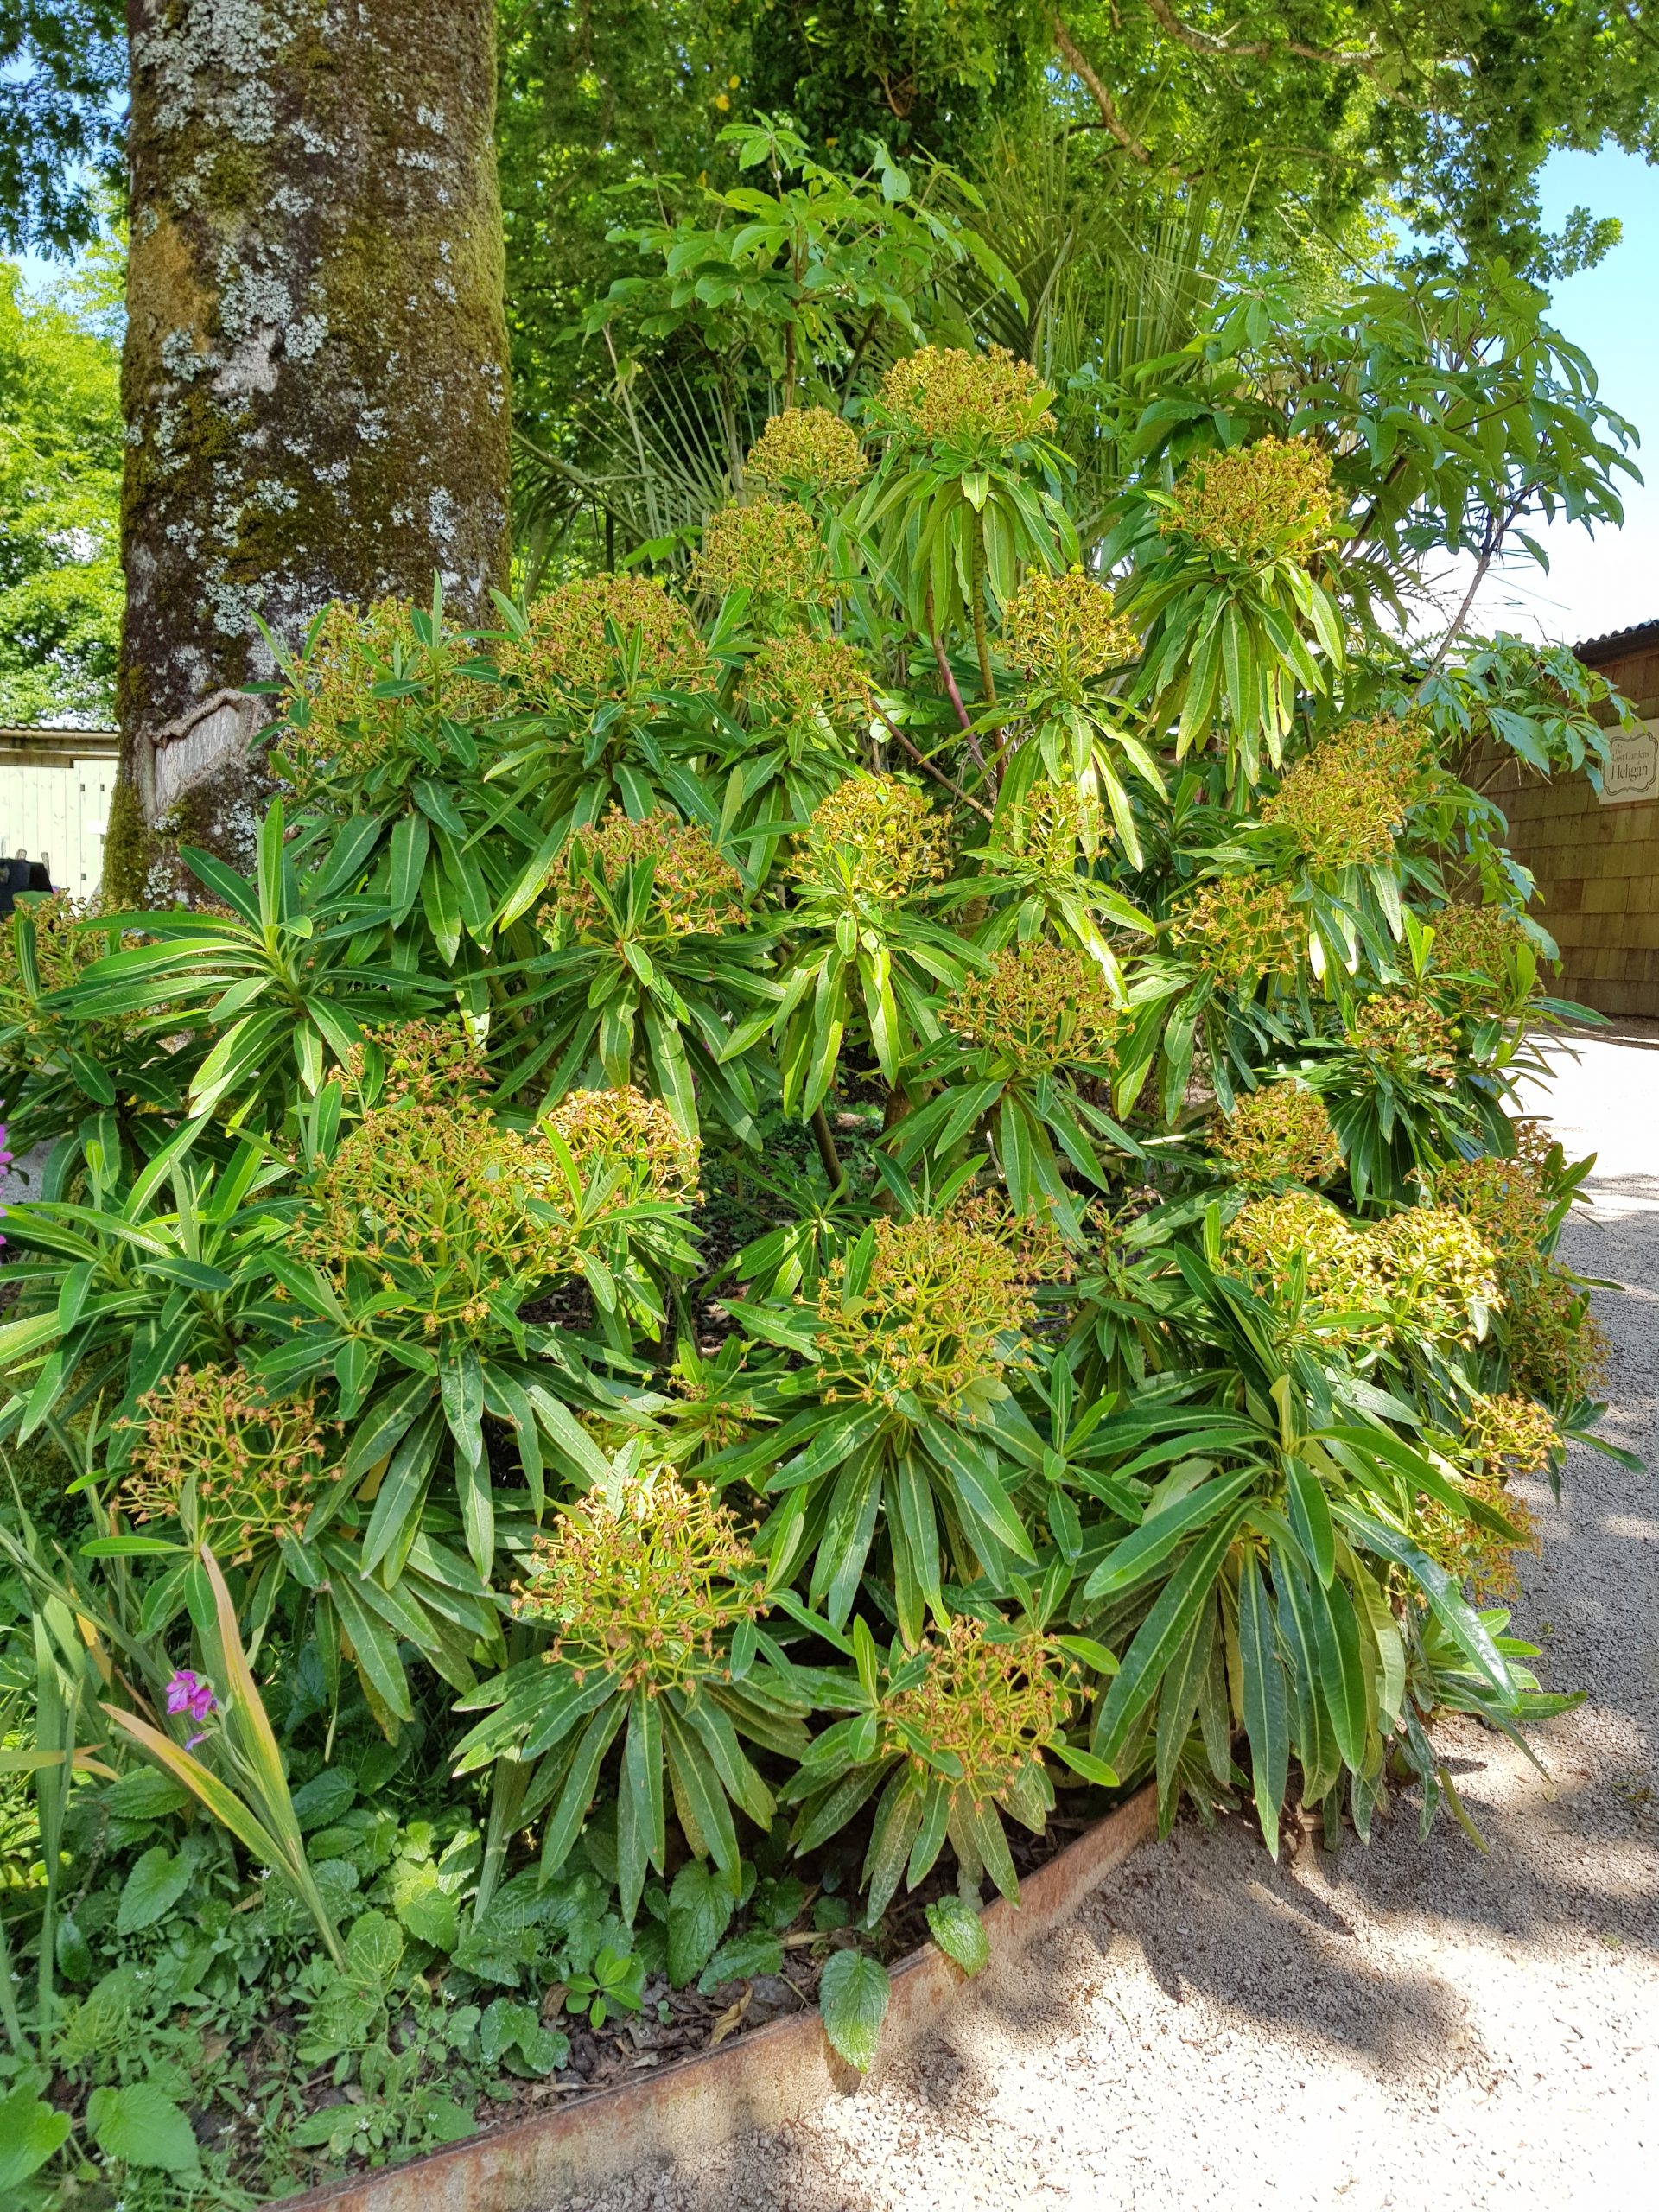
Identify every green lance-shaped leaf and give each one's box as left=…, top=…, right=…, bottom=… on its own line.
left=1237, top=1548, right=1290, bottom=1858
left=1093, top=1510, right=1244, bottom=1766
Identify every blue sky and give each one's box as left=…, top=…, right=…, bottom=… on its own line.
left=1446, top=147, right=1659, bottom=649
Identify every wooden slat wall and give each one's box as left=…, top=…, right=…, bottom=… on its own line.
left=1474, top=638, right=1659, bottom=1020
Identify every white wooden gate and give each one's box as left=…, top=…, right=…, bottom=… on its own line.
left=0, top=728, right=119, bottom=899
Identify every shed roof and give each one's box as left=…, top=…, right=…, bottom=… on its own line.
left=1574, top=620, right=1659, bottom=667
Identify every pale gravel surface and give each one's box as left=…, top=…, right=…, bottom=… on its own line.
left=567, top=1024, right=1659, bottom=2212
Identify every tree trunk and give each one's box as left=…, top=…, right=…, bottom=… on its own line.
left=110, top=0, right=511, bottom=903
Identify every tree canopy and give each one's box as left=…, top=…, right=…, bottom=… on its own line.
left=9, top=3, right=1658, bottom=276
left=0, top=244, right=121, bottom=724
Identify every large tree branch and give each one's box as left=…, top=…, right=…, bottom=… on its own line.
left=1141, top=0, right=1373, bottom=67
left=1139, top=0, right=1413, bottom=101
left=1052, top=15, right=1154, bottom=162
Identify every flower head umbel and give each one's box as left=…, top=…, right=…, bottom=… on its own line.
left=1432, top=1134, right=1554, bottom=1261
left=882, top=1616, right=1077, bottom=1803
left=344, top=1016, right=491, bottom=1106
left=165, top=1669, right=218, bottom=1748
left=995, top=779, right=1106, bottom=874
left=1365, top=1206, right=1499, bottom=1344
left=1505, top=1261, right=1610, bottom=1408
left=944, top=944, right=1128, bottom=1075
left=746, top=408, right=870, bottom=495
left=497, top=575, right=714, bottom=704
left=1001, top=568, right=1139, bottom=693
left=272, top=598, right=476, bottom=804
left=540, top=1085, right=702, bottom=1207
left=1427, top=901, right=1534, bottom=1016
left=1416, top=1472, right=1538, bottom=1603
left=691, top=499, right=837, bottom=607
left=1224, top=1190, right=1382, bottom=1344
left=880, top=344, right=1055, bottom=455
left=1227, top=1193, right=1500, bottom=1349
left=513, top=1471, right=761, bottom=1694
left=2, top=893, right=139, bottom=1114
left=1463, top=1392, right=1559, bottom=1479
left=1327, top=713, right=1430, bottom=799
left=1160, top=436, right=1332, bottom=566
left=1347, top=993, right=1456, bottom=1080
left=790, top=773, right=949, bottom=906
left=1169, top=877, right=1300, bottom=990
left=121, top=1367, right=328, bottom=1565
left=816, top=1203, right=1065, bottom=1412
left=1420, top=1389, right=1554, bottom=1602
left=305, top=1101, right=578, bottom=1335
left=739, top=631, right=874, bottom=753
left=1212, top=1083, right=1344, bottom=1189
left=1261, top=720, right=1425, bottom=872
left=538, top=809, right=748, bottom=942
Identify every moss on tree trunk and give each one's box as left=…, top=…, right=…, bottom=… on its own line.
left=113, top=0, right=511, bottom=903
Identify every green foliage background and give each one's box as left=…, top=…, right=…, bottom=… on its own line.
left=0, top=238, right=122, bottom=726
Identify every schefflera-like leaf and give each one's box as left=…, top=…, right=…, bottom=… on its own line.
left=451, top=1459, right=811, bottom=1918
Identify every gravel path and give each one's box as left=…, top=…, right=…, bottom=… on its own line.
left=570, top=1025, right=1658, bottom=2212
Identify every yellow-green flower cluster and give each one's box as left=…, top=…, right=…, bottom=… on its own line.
left=513, top=1471, right=761, bottom=1694
left=122, top=1365, right=327, bottom=1565
left=880, top=344, right=1055, bottom=452
left=996, top=779, right=1106, bottom=872
left=541, top=1085, right=702, bottom=1207
left=1224, top=1192, right=1497, bottom=1345
left=497, top=576, right=714, bottom=702
left=1329, top=713, right=1429, bottom=799
left=305, top=1100, right=577, bottom=1333
left=1347, top=992, right=1457, bottom=1079
left=1416, top=1469, right=1538, bottom=1603
left=1432, top=1141, right=1553, bottom=1262
left=1001, top=568, right=1139, bottom=690
left=1169, top=876, right=1300, bottom=990
left=816, top=1206, right=1045, bottom=1410
left=882, top=1617, right=1077, bottom=1801
left=1429, top=901, right=1531, bottom=1014
left=349, top=1017, right=491, bottom=1104
left=1365, top=1205, right=1499, bottom=1344
left=1462, top=1391, right=1559, bottom=1478
left=274, top=598, right=461, bottom=801
left=944, top=944, right=1127, bottom=1073
left=951, top=1190, right=1080, bottom=1287
left=1224, top=1190, right=1379, bottom=1332
left=791, top=774, right=949, bottom=904
left=691, top=499, right=836, bottom=604
left=1160, top=436, right=1332, bottom=565
left=1505, top=1261, right=1609, bottom=1408
left=1261, top=722, right=1421, bottom=871
left=739, top=631, right=873, bottom=745
left=0, top=893, right=133, bottom=1073
left=746, top=407, right=870, bottom=493
left=1212, top=1083, right=1344, bottom=1188
left=541, top=808, right=748, bottom=940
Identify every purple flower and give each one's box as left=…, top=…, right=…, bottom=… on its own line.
left=166, top=1669, right=218, bottom=1747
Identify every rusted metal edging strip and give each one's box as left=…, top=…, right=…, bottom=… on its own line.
left=283, top=1784, right=1158, bottom=2212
